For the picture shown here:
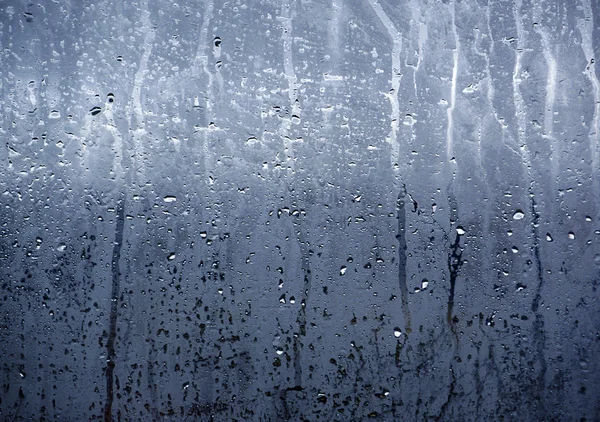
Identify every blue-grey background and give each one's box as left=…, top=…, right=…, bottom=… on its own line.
left=1, top=0, right=599, bottom=420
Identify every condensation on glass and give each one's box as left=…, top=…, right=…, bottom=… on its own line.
left=1, top=0, right=599, bottom=420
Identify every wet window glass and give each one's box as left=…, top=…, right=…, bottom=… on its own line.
left=1, top=0, right=599, bottom=420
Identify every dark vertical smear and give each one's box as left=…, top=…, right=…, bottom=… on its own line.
left=289, top=187, right=312, bottom=390
left=446, top=233, right=462, bottom=328
left=435, top=366, right=456, bottom=421
left=293, top=247, right=311, bottom=388
left=446, top=190, right=462, bottom=339
left=528, top=188, right=547, bottom=414
left=396, top=186, right=412, bottom=333
left=104, top=194, right=126, bottom=422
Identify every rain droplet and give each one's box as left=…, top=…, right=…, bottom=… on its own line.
left=89, top=106, right=102, bottom=116
left=403, top=114, right=417, bottom=126
left=167, top=253, right=176, bottom=261
left=393, top=328, right=402, bottom=338
left=568, top=232, right=575, bottom=240
left=456, top=226, right=466, bottom=235
left=56, top=243, right=66, bottom=252
left=340, top=266, right=347, bottom=275
left=546, top=233, right=553, bottom=242
left=49, top=110, right=60, bottom=119
left=163, top=196, right=177, bottom=203
left=421, top=279, right=429, bottom=290
left=513, top=210, right=525, bottom=220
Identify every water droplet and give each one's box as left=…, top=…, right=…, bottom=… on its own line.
left=546, top=233, right=553, bottom=242
left=289, top=296, right=296, bottom=304
left=276, top=347, right=284, bottom=355
left=585, top=216, right=592, bottom=222
left=49, top=110, right=60, bottom=119
left=167, top=253, right=176, bottom=261
left=163, top=196, right=177, bottom=203
left=393, top=328, right=402, bottom=338
left=56, top=243, right=66, bottom=252
left=214, top=37, right=222, bottom=47
left=456, top=226, right=465, bottom=235
left=568, top=232, right=575, bottom=240
left=513, top=210, right=525, bottom=220
left=200, top=231, right=207, bottom=238
left=403, top=114, right=417, bottom=126
left=340, top=266, right=347, bottom=275
left=107, top=93, right=115, bottom=103
left=89, top=106, right=102, bottom=116
left=421, top=279, right=429, bottom=290
left=279, top=294, right=286, bottom=304
left=511, top=246, right=519, bottom=253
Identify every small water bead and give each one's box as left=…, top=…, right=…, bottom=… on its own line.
left=513, top=210, right=525, bottom=220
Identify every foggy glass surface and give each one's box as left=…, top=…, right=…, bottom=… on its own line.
left=1, top=0, right=599, bottom=420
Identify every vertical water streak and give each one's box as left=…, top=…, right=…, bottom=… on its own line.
left=104, top=194, right=126, bottom=422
